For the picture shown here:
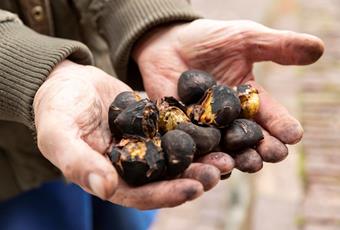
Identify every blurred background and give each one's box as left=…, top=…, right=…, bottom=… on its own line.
left=151, top=0, right=340, bottom=230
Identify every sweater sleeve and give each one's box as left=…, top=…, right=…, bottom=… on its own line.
left=72, top=0, right=201, bottom=82
left=0, top=10, right=93, bottom=130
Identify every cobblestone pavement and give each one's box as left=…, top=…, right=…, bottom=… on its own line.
left=151, top=1, right=340, bottom=230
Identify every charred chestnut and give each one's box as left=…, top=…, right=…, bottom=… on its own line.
left=188, top=85, right=241, bottom=128
left=157, top=97, right=190, bottom=133
left=178, top=70, right=216, bottom=105
left=176, top=122, right=221, bottom=156
left=108, top=91, right=141, bottom=137
left=114, top=99, right=159, bottom=138
left=112, top=91, right=141, bottom=109
left=161, top=130, right=196, bottom=177
left=235, top=84, right=260, bottom=118
left=223, top=119, right=263, bottom=151
left=109, top=137, right=165, bottom=186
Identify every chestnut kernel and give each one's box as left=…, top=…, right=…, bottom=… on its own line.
left=236, top=84, right=260, bottom=118
left=157, top=97, right=190, bottom=133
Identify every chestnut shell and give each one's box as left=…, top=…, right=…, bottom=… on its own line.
left=178, top=70, right=216, bottom=105
left=114, top=99, right=159, bottom=138
left=109, top=137, right=165, bottom=186
left=176, top=122, right=221, bottom=156
left=108, top=91, right=141, bottom=138
left=188, top=85, right=241, bottom=128
left=223, top=119, right=263, bottom=151
left=161, top=130, right=196, bottom=177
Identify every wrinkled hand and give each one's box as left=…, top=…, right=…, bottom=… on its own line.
left=33, top=60, right=221, bottom=210
left=133, top=19, right=324, bottom=170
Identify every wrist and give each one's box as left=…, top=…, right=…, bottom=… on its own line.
left=131, top=23, right=186, bottom=64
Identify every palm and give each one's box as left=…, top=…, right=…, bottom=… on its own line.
left=34, top=61, right=223, bottom=209
left=135, top=19, right=323, bottom=153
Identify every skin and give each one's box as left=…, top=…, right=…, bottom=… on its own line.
left=34, top=19, right=324, bottom=210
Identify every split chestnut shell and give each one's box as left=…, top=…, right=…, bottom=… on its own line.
left=114, top=99, right=159, bottom=138
left=109, top=137, right=165, bottom=186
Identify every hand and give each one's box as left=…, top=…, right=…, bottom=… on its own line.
left=33, top=60, right=221, bottom=210
left=133, top=19, right=324, bottom=170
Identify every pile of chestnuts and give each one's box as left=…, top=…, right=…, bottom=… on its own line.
left=107, top=70, right=264, bottom=186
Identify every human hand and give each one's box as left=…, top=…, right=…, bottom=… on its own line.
left=133, top=19, right=324, bottom=171
left=33, top=60, right=221, bottom=210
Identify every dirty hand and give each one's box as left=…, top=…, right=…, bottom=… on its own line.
left=133, top=19, right=324, bottom=171
left=33, top=60, right=220, bottom=210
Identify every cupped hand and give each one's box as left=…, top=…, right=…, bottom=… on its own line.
left=33, top=60, right=221, bottom=210
left=133, top=19, right=324, bottom=170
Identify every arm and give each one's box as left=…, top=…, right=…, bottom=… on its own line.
left=72, top=0, right=201, bottom=81
left=0, top=10, right=92, bottom=130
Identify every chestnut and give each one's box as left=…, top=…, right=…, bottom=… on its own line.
left=108, top=91, right=141, bottom=138
left=188, top=85, right=241, bottom=128
left=178, top=70, right=216, bottom=105
left=161, top=130, right=196, bottom=177
left=235, top=84, right=260, bottom=118
left=176, top=122, right=221, bottom=156
left=112, top=91, right=141, bottom=110
left=223, top=119, right=263, bottom=151
left=114, top=99, right=159, bottom=138
left=109, top=137, right=165, bottom=186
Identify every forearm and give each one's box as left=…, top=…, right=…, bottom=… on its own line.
left=0, top=10, right=93, bottom=130
left=72, top=0, right=201, bottom=82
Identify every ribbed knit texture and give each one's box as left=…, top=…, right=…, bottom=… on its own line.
left=0, top=19, right=93, bottom=130
left=98, top=0, right=201, bottom=80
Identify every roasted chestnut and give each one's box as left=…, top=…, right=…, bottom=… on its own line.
left=235, top=84, right=260, bottom=118
left=112, top=91, right=142, bottom=109
left=109, top=137, right=165, bottom=186
left=157, top=97, right=190, bottom=133
left=188, top=85, right=241, bottom=128
left=108, top=91, right=141, bottom=138
left=176, top=122, right=221, bottom=156
left=114, top=99, right=159, bottom=138
left=178, top=70, right=216, bottom=105
left=223, top=119, right=263, bottom=151
left=161, top=130, right=196, bottom=177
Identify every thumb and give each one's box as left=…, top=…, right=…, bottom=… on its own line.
left=37, top=124, right=118, bottom=200
left=245, top=22, right=324, bottom=65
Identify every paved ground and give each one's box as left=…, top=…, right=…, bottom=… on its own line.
left=151, top=0, right=340, bottom=229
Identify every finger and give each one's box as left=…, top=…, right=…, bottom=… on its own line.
left=111, top=178, right=204, bottom=210
left=234, top=148, right=263, bottom=173
left=246, top=23, right=324, bottom=65
left=248, top=81, right=304, bottom=144
left=181, top=163, right=220, bottom=191
left=37, top=126, right=117, bottom=200
left=196, top=152, right=235, bottom=175
left=257, top=129, right=288, bottom=163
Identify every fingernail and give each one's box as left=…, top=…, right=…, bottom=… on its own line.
left=220, top=172, right=232, bottom=180
left=88, top=173, right=106, bottom=199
